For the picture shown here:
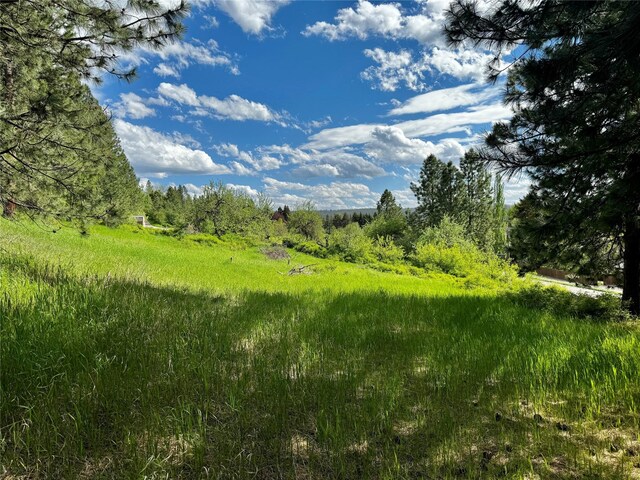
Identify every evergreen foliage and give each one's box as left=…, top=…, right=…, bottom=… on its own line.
left=411, top=154, right=464, bottom=228
left=0, top=0, right=186, bottom=220
left=446, top=0, right=640, bottom=313
left=411, top=151, right=507, bottom=253
left=366, top=189, right=407, bottom=242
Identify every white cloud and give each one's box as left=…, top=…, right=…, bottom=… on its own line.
left=294, top=164, right=341, bottom=177
left=158, top=82, right=201, bottom=106
left=361, top=48, right=425, bottom=92
left=361, top=47, right=500, bottom=90
left=215, top=143, right=283, bottom=173
left=389, top=83, right=500, bottom=115
left=153, top=63, right=181, bottom=78
left=390, top=188, right=418, bottom=208
left=258, top=144, right=386, bottom=178
left=503, top=175, right=532, bottom=204
left=303, top=0, right=495, bottom=45
left=263, top=177, right=381, bottom=209
left=365, top=126, right=466, bottom=165
left=423, top=47, right=497, bottom=81
left=200, top=94, right=276, bottom=122
left=229, top=161, right=256, bottom=176
left=304, top=1, right=503, bottom=88
left=304, top=103, right=511, bottom=150
left=303, top=1, right=426, bottom=43
left=157, top=39, right=233, bottom=68
left=169, top=131, right=202, bottom=149
left=112, top=93, right=156, bottom=119
left=183, top=183, right=205, bottom=197
left=304, top=124, right=380, bottom=151
left=214, top=0, right=291, bottom=35
left=204, top=15, right=220, bottom=28
left=305, top=116, right=333, bottom=130
left=395, top=103, right=512, bottom=138
left=157, top=82, right=283, bottom=123
left=113, top=119, right=231, bottom=177
left=228, top=183, right=261, bottom=197
left=118, top=39, right=239, bottom=79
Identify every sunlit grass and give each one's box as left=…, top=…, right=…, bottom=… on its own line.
left=1, top=219, right=639, bottom=479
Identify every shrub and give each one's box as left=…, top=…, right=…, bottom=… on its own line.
left=509, top=284, right=630, bottom=322
left=411, top=242, right=474, bottom=277
left=411, top=218, right=518, bottom=286
left=327, top=223, right=374, bottom=263
left=294, top=241, right=328, bottom=258
left=371, top=236, right=405, bottom=264
left=364, top=213, right=407, bottom=240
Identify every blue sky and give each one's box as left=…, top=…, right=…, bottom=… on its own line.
left=96, top=0, right=529, bottom=209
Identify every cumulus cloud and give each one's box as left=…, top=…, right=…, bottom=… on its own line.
left=303, top=0, right=441, bottom=44
left=215, top=143, right=283, bottom=173
left=112, top=93, right=156, bottom=119
left=263, top=177, right=381, bottom=209
left=422, top=47, right=498, bottom=81
left=158, top=82, right=201, bottom=106
left=365, top=126, right=466, bottom=164
left=361, top=48, right=425, bottom=92
left=304, top=1, right=504, bottom=88
left=200, top=95, right=276, bottom=122
left=157, top=82, right=283, bottom=123
left=258, top=144, right=386, bottom=179
left=361, top=47, right=500, bottom=90
left=113, top=119, right=230, bottom=177
left=228, top=183, right=262, bottom=197
left=214, top=0, right=291, bottom=35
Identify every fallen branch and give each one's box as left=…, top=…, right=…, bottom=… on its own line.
left=280, top=263, right=317, bottom=276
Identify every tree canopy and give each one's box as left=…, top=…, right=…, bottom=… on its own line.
left=446, top=0, right=640, bottom=313
left=411, top=151, right=507, bottom=253
left=1, top=0, right=187, bottom=220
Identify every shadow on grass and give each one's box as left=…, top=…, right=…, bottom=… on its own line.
left=1, top=256, right=639, bottom=479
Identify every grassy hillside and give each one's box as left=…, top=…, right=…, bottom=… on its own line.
left=1, top=220, right=639, bottom=479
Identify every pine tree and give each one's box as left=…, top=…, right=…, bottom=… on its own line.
left=368, top=189, right=407, bottom=241
left=492, top=176, right=508, bottom=255
left=0, top=0, right=186, bottom=218
left=411, top=155, right=464, bottom=228
left=459, top=149, right=494, bottom=250
left=446, top=0, right=640, bottom=313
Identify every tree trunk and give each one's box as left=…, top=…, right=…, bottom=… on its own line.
left=622, top=216, right=640, bottom=315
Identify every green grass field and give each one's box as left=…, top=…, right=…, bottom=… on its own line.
left=1, top=220, right=639, bottom=479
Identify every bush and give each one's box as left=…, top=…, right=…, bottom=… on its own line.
left=327, top=223, right=374, bottom=263
left=364, top=213, right=407, bottom=240
left=411, top=242, right=474, bottom=277
left=411, top=218, right=518, bottom=287
left=371, top=236, right=405, bottom=264
left=509, top=284, right=630, bottom=322
left=294, top=241, right=328, bottom=258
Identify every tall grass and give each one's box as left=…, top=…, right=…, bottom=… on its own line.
left=1, top=220, right=639, bottom=479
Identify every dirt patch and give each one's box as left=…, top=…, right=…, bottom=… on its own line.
left=261, top=246, right=290, bottom=261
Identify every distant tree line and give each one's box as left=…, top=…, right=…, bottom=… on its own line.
left=136, top=149, right=513, bottom=287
